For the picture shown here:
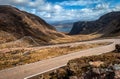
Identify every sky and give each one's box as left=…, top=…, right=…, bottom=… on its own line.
left=0, top=0, right=120, bottom=23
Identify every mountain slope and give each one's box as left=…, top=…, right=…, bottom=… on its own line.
left=69, top=11, right=120, bottom=37
left=0, top=5, right=64, bottom=45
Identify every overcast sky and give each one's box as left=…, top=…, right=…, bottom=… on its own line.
left=0, top=0, right=120, bottom=23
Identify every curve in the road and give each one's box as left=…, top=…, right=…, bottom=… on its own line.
left=0, top=39, right=120, bottom=79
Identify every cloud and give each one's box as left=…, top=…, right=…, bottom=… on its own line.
left=0, top=0, right=120, bottom=23
left=114, top=4, right=120, bottom=11
left=95, top=3, right=109, bottom=10
left=0, top=0, right=46, bottom=8
left=58, top=0, right=101, bottom=6
left=0, top=0, right=29, bottom=6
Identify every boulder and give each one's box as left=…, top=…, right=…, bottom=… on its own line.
left=115, top=44, right=120, bottom=52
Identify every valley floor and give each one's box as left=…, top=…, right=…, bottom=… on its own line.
left=50, top=34, right=102, bottom=44
left=0, top=38, right=117, bottom=79
left=0, top=34, right=103, bottom=70
left=0, top=42, right=108, bottom=70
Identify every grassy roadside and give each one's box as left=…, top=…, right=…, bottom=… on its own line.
left=0, top=34, right=102, bottom=49
left=50, top=34, right=102, bottom=44
left=0, top=42, right=109, bottom=70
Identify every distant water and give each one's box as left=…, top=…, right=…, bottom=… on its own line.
left=55, top=27, right=72, bottom=33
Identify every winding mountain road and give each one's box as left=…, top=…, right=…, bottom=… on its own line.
left=0, top=38, right=120, bottom=79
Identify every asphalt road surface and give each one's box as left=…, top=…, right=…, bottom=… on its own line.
left=0, top=39, right=120, bottom=79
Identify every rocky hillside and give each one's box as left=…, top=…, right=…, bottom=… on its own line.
left=0, top=5, right=64, bottom=45
left=69, top=11, right=120, bottom=37
left=39, top=52, right=120, bottom=79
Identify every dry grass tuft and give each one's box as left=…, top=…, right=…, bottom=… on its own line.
left=50, top=34, right=102, bottom=44
left=0, top=42, right=109, bottom=70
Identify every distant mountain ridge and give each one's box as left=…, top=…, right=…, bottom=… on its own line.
left=52, top=23, right=73, bottom=32
left=69, top=11, right=120, bottom=37
left=0, top=5, right=64, bottom=45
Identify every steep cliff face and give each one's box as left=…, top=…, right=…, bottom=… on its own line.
left=69, top=11, right=120, bottom=36
left=0, top=5, right=64, bottom=44
left=69, top=21, right=99, bottom=34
